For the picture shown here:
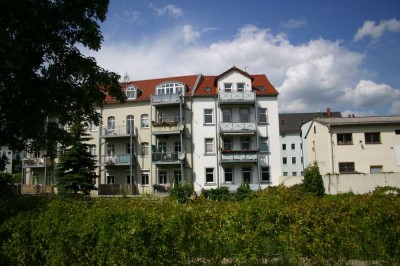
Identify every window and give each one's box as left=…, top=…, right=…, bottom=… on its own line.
left=282, top=144, right=286, bottom=150
left=283, top=172, right=288, bottom=176
left=107, top=116, right=115, bottom=131
left=107, top=144, right=115, bottom=156
left=242, top=167, right=251, bottom=183
left=292, top=157, right=296, bottom=164
left=89, top=122, right=98, bottom=132
left=126, top=86, right=136, bottom=99
left=260, top=137, right=268, bottom=152
left=257, top=86, right=265, bottom=91
left=370, top=166, right=383, bottom=174
left=224, top=168, right=233, bottom=183
left=283, top=157, right=287, bottom=164
left=141, top=142, right=149, bottom=157
left=300, top=143, right=303, bottom=150
left=126, top=173, right=134, bottom=184
left=301, top=157, right=303, bottom=164
left=222, top=109, right=232, bottom=122
left=241, top=137, right=251, bottom=150
left=174, top=170, right=182, bottom=183
left=292, top=172, right=297, bottom=176
left=107, top=173, right=114, bottom=184
left=204, top=109, right=213, bottom=124
left=261, top=167, right=270, bottom=182
left=224, top=83, right=232, bottom=92
left=158, top=142, right=166, bottom=153
left=291, top=143, right=295, bottom=150
left=337, top=133, right=353, bottom=144
left=126, top=143, right=134, bottom=154
left=365, top=132, right=380, bottom=144
left=173, top=112, right=180, bottom=122
left=339, top=162, right=355, bottom=174
left=126, top=115, right=134, bottom=134
left=206, top=168, right=214, bottom=184
left=205, top=138, right=214, bottom=154
left=223, top=139, right=232, bottom=150
left=204, top=87, right=211, bottom=92
left=89, top=145, right=97, bottom=156
left=237, top=83, right=244, bottom=92
left=174, top=141, right=181, bottom=153
left=396, top=130, right=400, bottom=135
left=258, top=108, right=267, bottom=123
left=141, top=173, right=149, bottom=186
left=158, top=171, right=167, bottom=184
left=158, top=113, right=167, bottom=122
left=314, top=126, right=316, bottom=134
left=239, top=109, right=250, bottom=122
left=141, top=114, right=149, bottom=128
left=156, top=82, right=184, bottom=95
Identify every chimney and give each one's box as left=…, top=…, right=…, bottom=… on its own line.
left=327, top=107, right=332, bottom=117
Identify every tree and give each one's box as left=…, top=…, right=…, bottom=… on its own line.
left=56, top=120, right=97, bottom=195
left=302, top=161, right=325, bottom=197
left=0, top=0, right=125, bottom=150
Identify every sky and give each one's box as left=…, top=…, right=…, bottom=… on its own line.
left=83, top=0, right=400, bottom=116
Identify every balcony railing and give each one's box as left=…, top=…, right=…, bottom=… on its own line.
left=152, top=121, right=183, bottom=135
left=101, top=154, right=135, bottom=166
left=152, top=152, right=180, bottom=164
left=218, top=91, right=256, bottom=104
left=101, top=125, right=134, bottom=138
left=220, top=122, right=256, bottom=133
left=151, top=94, right=181, bottom=105
left=221, top=150, right=258, bottom=162
left=23, top=158, right=52, bottom=168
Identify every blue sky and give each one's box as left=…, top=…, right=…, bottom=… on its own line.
left=85, top=0, right=400, bottom=116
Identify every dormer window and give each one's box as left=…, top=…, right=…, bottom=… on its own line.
left=258, top=86, right=265, bottom=91
left=126, top=86, right=137, bottom=99
left=237, top=83, right=244, bottom=92
left=204, top=87, right=211, bottom=92
left=224, top=83, right=232, bottom=92
left=156, top=82, right=184, bottom=95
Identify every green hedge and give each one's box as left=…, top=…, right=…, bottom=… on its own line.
left=1, top=186, right=399, bottom=265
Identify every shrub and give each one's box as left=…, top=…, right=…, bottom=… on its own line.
left=303, top=161, right=325, bottom=196
left=169, top=182, right=195, bottom=203
left=235, top=183, right=253, bottom=201
left=202, top=186, right=231, bottom=201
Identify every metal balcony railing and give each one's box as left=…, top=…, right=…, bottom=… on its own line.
left=152, top=152, right=180, bottom=163
left=220, top=122, right=257, bottom=133
left=102, top=125, right=135, bottom=138
left=151, top=94, right=181, bottom=105
left=101, top=154, right=135, bottom=166
left=23, top=158, right=52, bottom=168
left=218, top=91, right=256, bottom=103
left=220, top=151, right=258, bottom=162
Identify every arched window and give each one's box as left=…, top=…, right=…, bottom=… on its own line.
left=107, top=116, right=115, bottom=131
left=156, top=82, right=184, bottom=95
left=126, top=86, right=137, bottom=99
left=126, top=115, right=134, bottom=134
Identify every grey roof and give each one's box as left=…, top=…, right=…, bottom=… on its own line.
left=314, top=116, right=400, bottom=126
left=279, top=111, right=342, bottom=134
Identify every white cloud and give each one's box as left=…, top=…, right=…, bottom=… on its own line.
left=123, top=10, right=141, bottom=24
left=183, top=25, right=200, bottom=46
left=85, top=24, right=398, bottom=115
left=389, top=101, right=400, bottom=115
left=282, top=18, right=307, bottom=29
left=354, top=18, right=400, bottom=42
left=149, top=3, right=183, bottom=18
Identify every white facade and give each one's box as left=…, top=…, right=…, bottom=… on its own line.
left=280, top=134, right=304, bottom=177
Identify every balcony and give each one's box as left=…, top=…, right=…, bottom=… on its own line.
left=152, top=121, right=183, bottom=135
left=220, top=150, right=258, bottom=163
left=100, top=154, right=135, bottom=166
left=220, top=122, right=256, bottom=134
left=101, top=125, right=134, bottom=138
left=152, top=152, right=181, bottom=164
left=151, top=94, right=182, bottom=106
left=23, top=158, right=52, bottom=168
left=218, top=91, right=255, bottom=104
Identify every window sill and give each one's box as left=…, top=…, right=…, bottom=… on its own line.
left=261, top=181, right=272, bottom=184
left=337, top=143, right=353, bottom=145
left=203, top=123, right=215, bottom=126
left=204, top=153, right=216, bottom=156
left=141, top=184, right=150, bottom=187
left=365, top=142, right=382, bottom=145
left=204, top=183, right=217, bottom=186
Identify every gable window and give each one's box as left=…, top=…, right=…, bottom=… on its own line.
left=261, top=167, right=270, bottom=182
left=339, top=162, right=355, bottom=174
left=107, top=116, right=115, bottom=131
left=239, top=108, right=250, bottom=122
left=156, top=82, right=184, bottom=95
left=204, top=109, right=213, bottom=124
left=337, top=133, right=353, bottom=145
left=206, top=168, right=214, bottom=184
left=260, top=137, right=268, bottom=152
left=224, top=83, right=232, bottom=92
left=126, top=86, right=137, bottom=99
left=224, top=168, right=233, bottom=183
left=126, top=115, right=134, bottom=134
left=365, top=132, right=380, bottom=144
left=141, top=114, right=149, bottom=128
left=242, top=167, right=251, bottom=183
left=237, top=83, right=244, bottom=92
left=222, top=109, right=232, bottom=123
left=258, top=108, right=267, bottom=124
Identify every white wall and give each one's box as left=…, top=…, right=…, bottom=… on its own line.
left=280, top=133, right=304, bottom=176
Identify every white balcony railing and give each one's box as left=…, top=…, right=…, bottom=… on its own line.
left=220, top=122, right=256, bottom=132
left=102, top=125, right=135, bottom=138
left=101, top=154, right=135, bottom=165
left=218, top=91, right=255, bottom=103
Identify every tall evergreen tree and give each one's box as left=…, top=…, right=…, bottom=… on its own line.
left=303, top=161, right=325, bottom=197
left=56, top=120, right=97, bottom=195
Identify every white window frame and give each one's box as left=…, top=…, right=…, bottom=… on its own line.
left=258, top=108, right=267, bottom=124
left=141, top=114, right=149, bottom=128
left=237, top=82, right=244, bottom=92
left=126, top=115, right=134, bottom=134
left=107, top=116, right=115, bottom=131
left=224, top=83, right=232, bottom=92
left=141, top=173, right=149, bottom=186
left=239, top=108, right=250, bottom=122
left=158, top=171, right=167, bottom=184
left=260, top=137, right=268, bottom=152
left=205, top=138, right=214, bottom=154
left=205, top=168, right=214, bottom=184
left=242, top=167, right=252, bottom=183
left=156, top=82, right=184, bottom=95
left=261, top=167, right=270, bottom=183
left=222, top=109, right=232, bottom=123
left=126, top=86, right=137, bottom=99
left=204, top=109, right=213, bottom=124
left=224, top=168, right=233, bottom=183
left=141, top=142, right=149, bottom=157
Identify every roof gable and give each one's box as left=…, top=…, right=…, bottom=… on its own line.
left=214, top=66, right=253, bottom=86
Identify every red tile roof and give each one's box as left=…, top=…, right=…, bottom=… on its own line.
left=104, top=67, right=278, bottom=104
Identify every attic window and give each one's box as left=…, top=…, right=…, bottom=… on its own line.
left=204, top=87, right=211, bottom=92
left=258, top=86, right=265, bottom=91
left=126, top=86, right=137, bottom=99
left=156, top=82, right=184, bottom=95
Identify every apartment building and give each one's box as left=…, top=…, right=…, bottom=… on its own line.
left=279, top=109, right=341, bottom=177
left=303, top=116, right=400, bottom=175
left=21, top=67, right=281, bottom=195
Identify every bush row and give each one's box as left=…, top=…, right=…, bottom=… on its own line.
left=0, top=186, right=399, bottom=265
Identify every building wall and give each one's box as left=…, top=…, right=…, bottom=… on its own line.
left=280, top=133, right=304, bottom=177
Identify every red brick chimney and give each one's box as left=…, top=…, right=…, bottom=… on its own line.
left=327, top=107, right=332, bottom=117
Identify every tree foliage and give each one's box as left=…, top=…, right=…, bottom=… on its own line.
left=303, top=161, right=325, bottom=196
left=56, top=120, right=96, bottom=195
left=0, top=0, right=125, bottom=150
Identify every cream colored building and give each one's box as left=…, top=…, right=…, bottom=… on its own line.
left=304, top=116, right=400, bottom=175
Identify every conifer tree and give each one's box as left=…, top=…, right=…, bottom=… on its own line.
left=303, top=161, right=325, bottom=197
left=56, top=120, right=97, bottom=195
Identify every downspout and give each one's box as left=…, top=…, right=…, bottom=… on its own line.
left=180, top=93, right=184, bottom=182
left=328, top=125, right=335, bottom=174
left=98, top=108, right=103, bottom=188
left=215, top=95, right=220, bottom=188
